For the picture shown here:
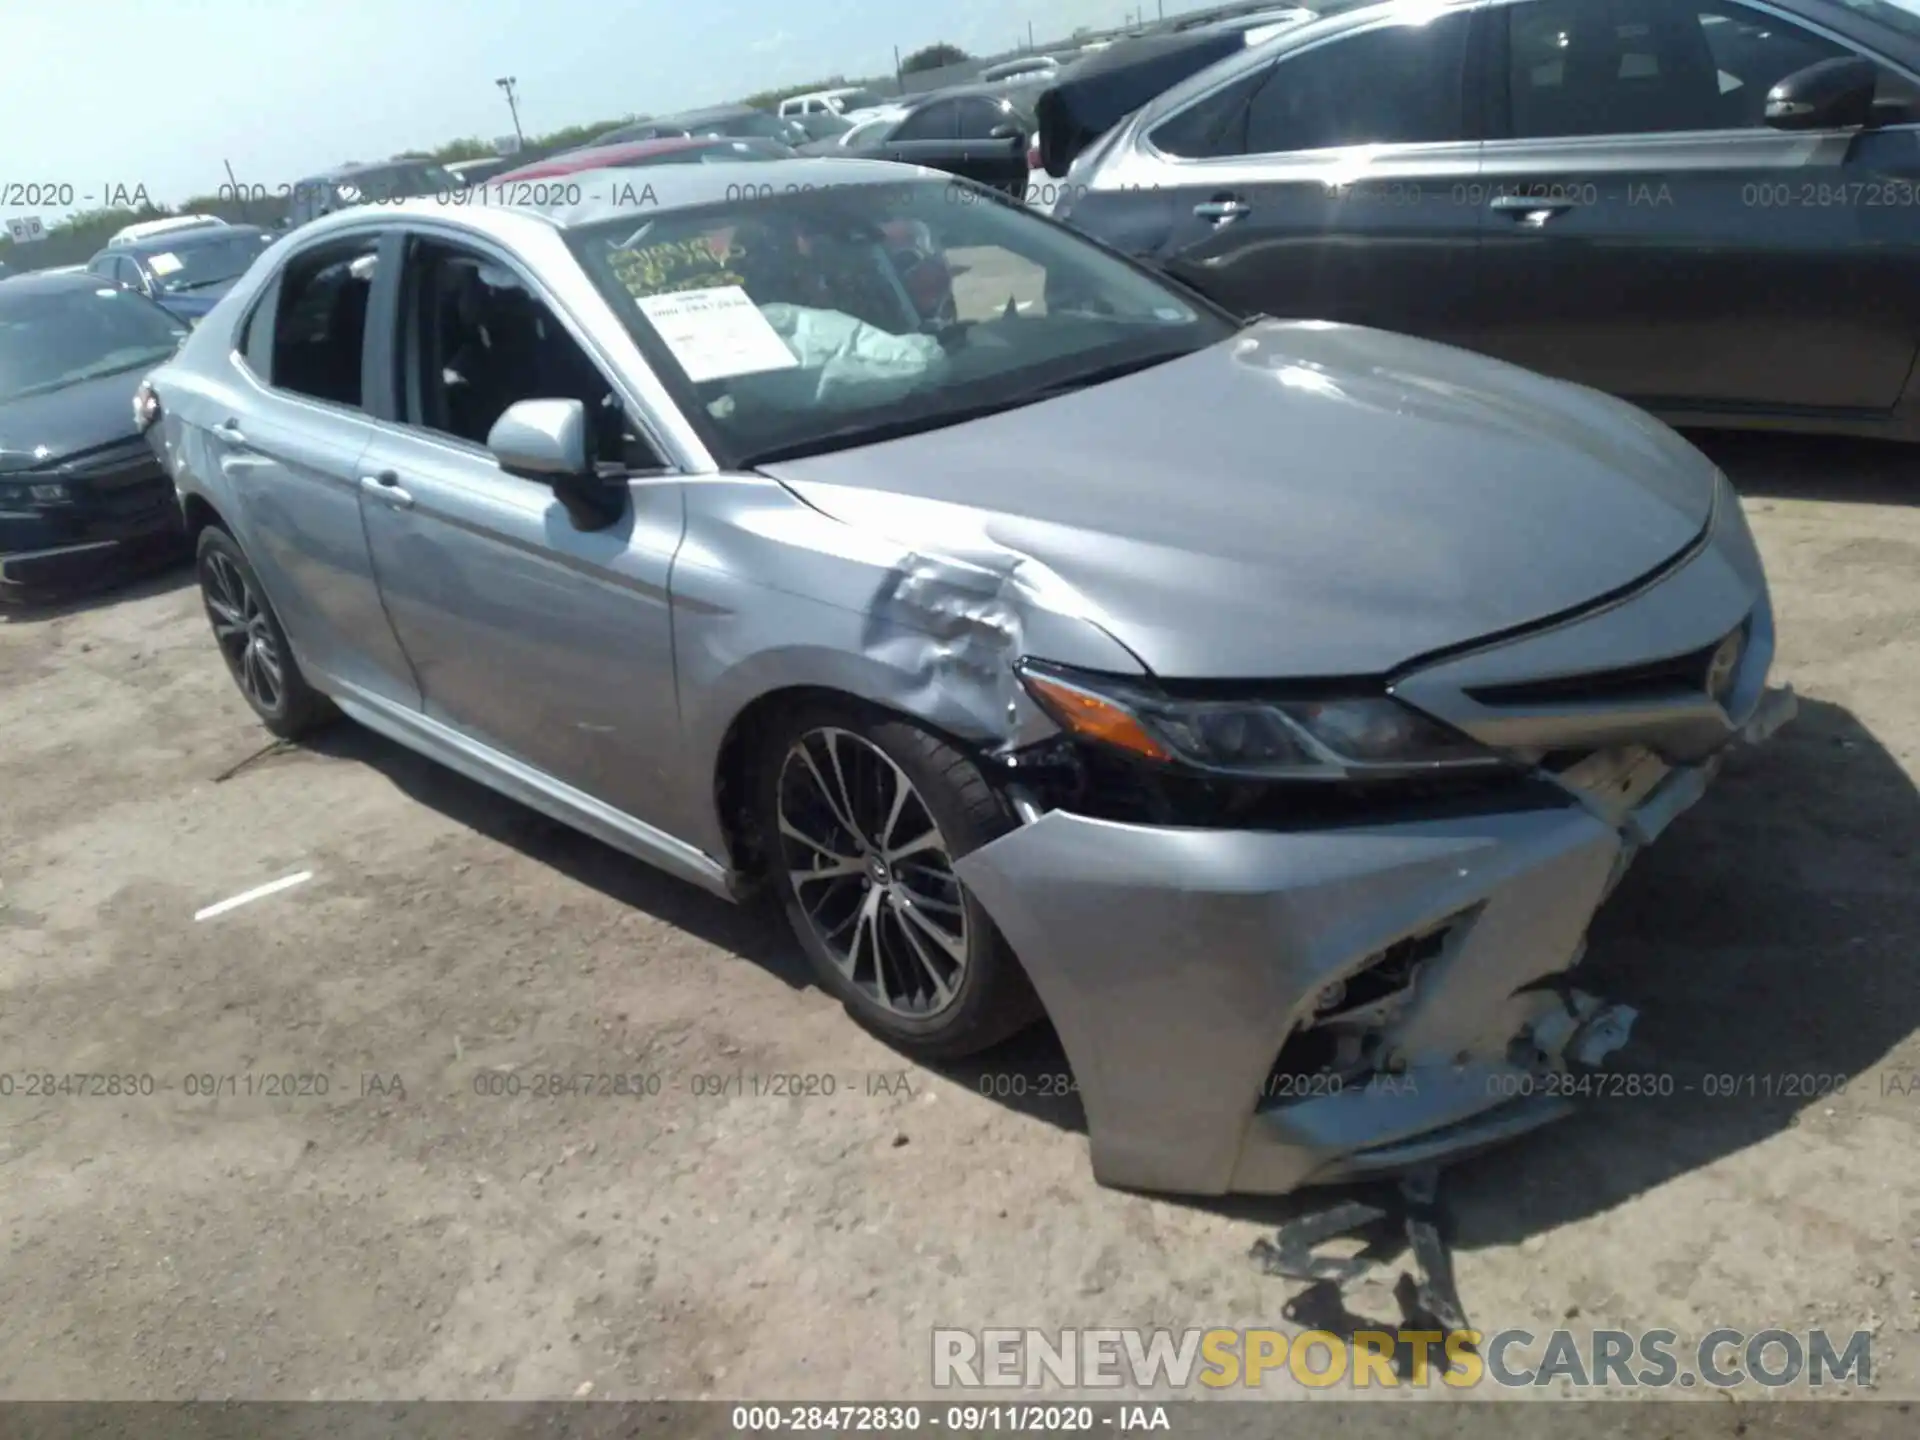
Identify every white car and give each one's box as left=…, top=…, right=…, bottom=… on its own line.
left=107, top=214, right=228, bottom=249
left=779, top=87, right=888, bottom=120
left=833, top=109, right=909, bottom=147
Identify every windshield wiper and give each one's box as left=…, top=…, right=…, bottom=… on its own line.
left=170, top=276, right=238, bottom=293
left=1024, top=347, right=1191, bottom=401
left=743, top=392, right=1051, bottom=465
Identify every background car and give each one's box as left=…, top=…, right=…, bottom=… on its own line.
left=285, top=159, right=462, bottom=229
left=824, top=108, right=910, bottom=148
left=85, top=224, right=277, bottom=323
left=107, top=214, right=229, bottom=248
left=141, top=162, right=1789, bottom=1198
left=978, top=55, right=1062, bottom=85
left=442, top=156, right=519, bottom=188
left=496, top=136, right=795, bottom=181
left=799, top=88, right=1033, bottom=194
left=592, top=105, right=810, bottom=148
left=0, top=271, right=190, bottom=601
left=1051, top=0, right=1920, bottom=439
left=779, top=87, right=889, bottom=120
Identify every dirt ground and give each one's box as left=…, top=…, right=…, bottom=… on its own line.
left=1, top=429, right=1917, bottom=1409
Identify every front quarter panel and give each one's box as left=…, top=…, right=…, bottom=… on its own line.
left=667, top=476, right=1144, bottom=861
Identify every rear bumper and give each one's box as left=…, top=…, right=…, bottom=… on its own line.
left=955, top=689, right=1795, bottom=1197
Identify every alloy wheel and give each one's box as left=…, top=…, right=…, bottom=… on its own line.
left=202, top=550, right=284, bottom=713
left=776, top=727, right=970, bottom=1018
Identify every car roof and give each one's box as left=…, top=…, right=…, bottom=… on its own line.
left=112, top=224, right=268, bottom=255
left=305, top=158, right=446, bottom=182
left=905, top=85, right=1018, bottom=107
left=660, top=103, right=761, bottom=124
left=498, top=136, right=731, bottom=178
left=0, top=268, right=112, bottom=297
left=292, top=158, right=949, bottom=241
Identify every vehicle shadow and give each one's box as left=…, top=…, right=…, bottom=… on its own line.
left=1687, top=427, right=1920, bottom=505
left=298, top=723, right=812, bottom=990
left=0, top=555, right=193, bottom=622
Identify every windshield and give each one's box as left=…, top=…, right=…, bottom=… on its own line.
left=565, top=178, right=1231, bottom=464
left=835, top=90, right=886, bottom=110
left=843, top=114, right=902, bottom=145
left=143, top=231, right=274, bottom=293
left=0, top=285, right=187, bottom=403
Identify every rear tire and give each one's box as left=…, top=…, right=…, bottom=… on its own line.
left=195, top=526, right=333, bottom=739
left=757, top=702, right=1042, bottom=1060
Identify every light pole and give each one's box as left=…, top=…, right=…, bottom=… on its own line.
left=494, top=76, right=525, bottom=151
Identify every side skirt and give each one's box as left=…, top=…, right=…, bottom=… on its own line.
left=327, top=680, right=741, bottom=903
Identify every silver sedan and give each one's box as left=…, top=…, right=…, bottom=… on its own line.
left=138, top=159, right=1795, bottom=1197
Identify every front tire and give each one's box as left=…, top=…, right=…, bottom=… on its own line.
left=196, top=526, right=333, bottom=739
left=758, top=704, right=1041, bottom=1060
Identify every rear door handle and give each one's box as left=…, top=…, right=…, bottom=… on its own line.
left=360, top=470, right=414, bottom=509
left=1193, top=197, right=1252, bottom=223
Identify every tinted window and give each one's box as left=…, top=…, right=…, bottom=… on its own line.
left=955, top=97, right=1012, bottom=139
left=1506, top=0, right=1877, bottom=136
left=1151, top=68, right=1274, bottom=158
left=268, top=238, right=377, bottom=408
left=894, top=100, right=959, bottom=141
left=564, top=179, right=1231, bottom=465
left=0, top=283, right=188, bottom=403
left=1239, top=15, right=1472, bottom=154
left=398, top=240, right=658, bottom=468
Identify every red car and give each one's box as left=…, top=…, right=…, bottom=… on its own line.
left=494, top=136, right=793, bottom=181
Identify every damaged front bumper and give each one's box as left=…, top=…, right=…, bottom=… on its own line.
left=955, top=685, right=1797, bottom=1197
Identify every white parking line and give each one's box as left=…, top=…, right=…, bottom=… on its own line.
left=193, top=870, right=314, bottom=922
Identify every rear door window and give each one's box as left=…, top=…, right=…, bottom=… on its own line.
left=265, top=237, right=379, bottom=409
left=1239, top=15, right=1474, bottom=154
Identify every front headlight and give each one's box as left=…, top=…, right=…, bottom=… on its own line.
left=1017, top=661, right=1498, bottom=780
left=0, top=480, right=70, bottom=507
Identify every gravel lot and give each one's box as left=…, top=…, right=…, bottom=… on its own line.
left=0, top=429, right=1916, bottom=1407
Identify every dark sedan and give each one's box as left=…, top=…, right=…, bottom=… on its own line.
left=0, top=272, right=190, bottom=602
left=800, top=88, right=1034, bottom=195
left=86, top=224, right=277, bottom=323
left=1049, top=0, right=1920, bottom=440
left=590, top=106, right=810, bottom=148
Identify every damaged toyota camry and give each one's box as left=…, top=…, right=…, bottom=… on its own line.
left=139, top=160, right=1795, bottom=1196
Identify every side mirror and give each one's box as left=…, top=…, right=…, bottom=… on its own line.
left=487, top=398, right=623, bottom=531
left=1765, top=55, right=1878, bottom=131
left=988, top=122, right=1025, bottom=142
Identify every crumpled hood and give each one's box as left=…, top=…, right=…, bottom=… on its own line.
left=0, top=369, right=146, bottom=473
left=759, top=321, right=1718, bottom=679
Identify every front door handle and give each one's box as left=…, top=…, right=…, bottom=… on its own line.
left=1193, top=197, right=1252, bottom=223
left=360, top=471, right=414, bottom=509
left=1489, top=194, right=1577, bottom=225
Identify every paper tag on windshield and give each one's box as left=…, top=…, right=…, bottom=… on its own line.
left=148, top=253, right=183, bottom=276
left=635, top=286, right=797, bottom=383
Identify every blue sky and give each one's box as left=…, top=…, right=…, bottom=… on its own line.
left=3, top=0, right=1211, bottom=219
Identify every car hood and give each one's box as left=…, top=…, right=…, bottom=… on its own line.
left=153, top=282, right=236, bottom=317
left=0, top=368, right=148, bottom=473
left=758, top=322, right=1718, bottom=680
